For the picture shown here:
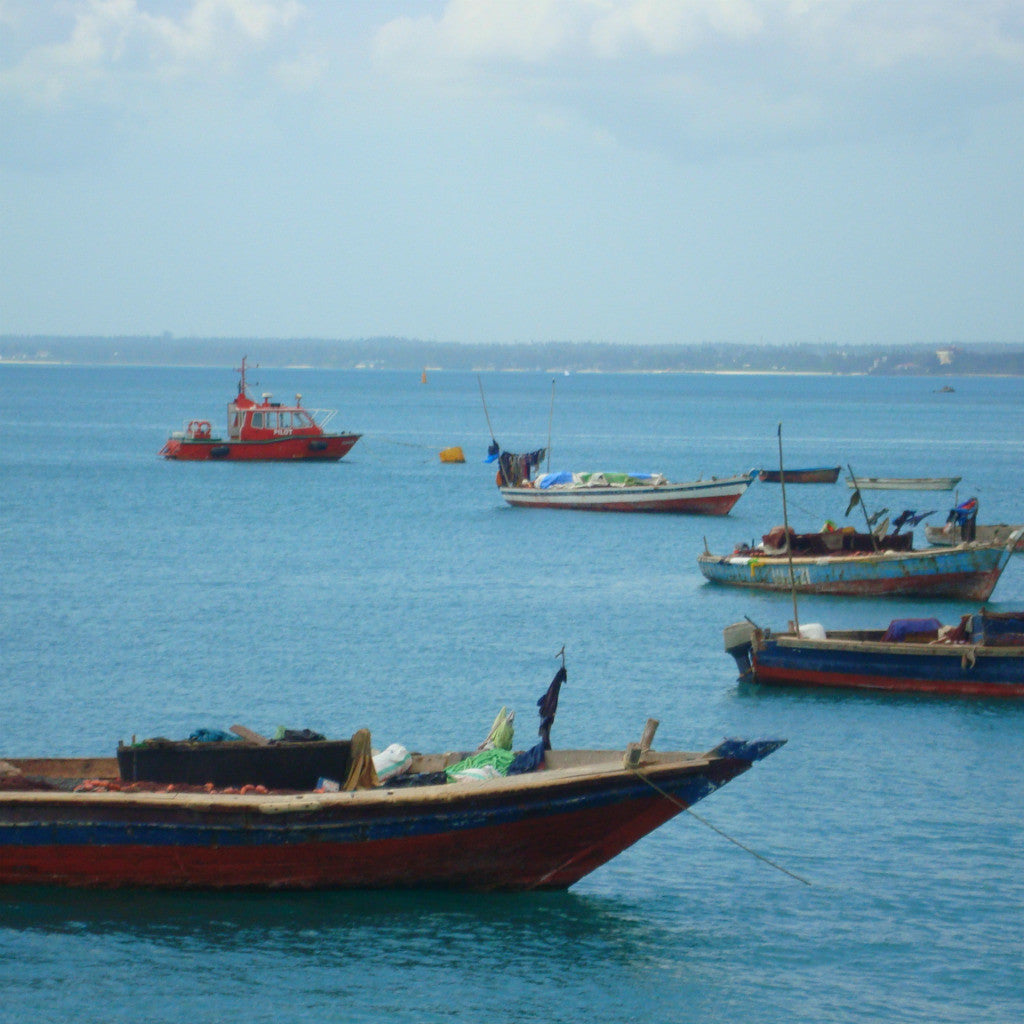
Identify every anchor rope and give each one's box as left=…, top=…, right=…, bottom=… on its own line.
left=630, top=767, right=812, bottom=886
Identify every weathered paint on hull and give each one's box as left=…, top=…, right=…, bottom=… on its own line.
left=750, top=639, right=1024, bottom=697
left=0, top=746, right=778, bottom=890
left=162, top=434, right=360, bottom=461
left=500, top=475, right=753, bottom=514
left=698, top=544, right=1012, bottom=600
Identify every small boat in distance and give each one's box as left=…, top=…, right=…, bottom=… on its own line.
left=0, top=662, right=784, bottom=891
left=757, top=466, right=840, bottom=484
left=844, top=476, right=961, bottom=491
left=160, top=358, right=360, bottom=462
left=723, top=610, right=1024, bottom=697
left=922, top=497, right=1024, bottom=552
left=927, top=522, right=1024, bottom=551
left=495, top=458, right=756, bottom=514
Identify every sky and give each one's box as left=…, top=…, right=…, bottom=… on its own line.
left=1, top=0, right=1022, bottom=346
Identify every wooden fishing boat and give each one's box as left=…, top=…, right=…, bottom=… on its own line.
left=0, top=666, right=784, bottom=890
left=723, top=610, right=1024, bottom=697
left=757, top=466, right=840, bottom=484
left=697, top=526, right=1020, bottom=600
left=0, top=735, right=782, bottom=891
left=160, top=358, right=360, bottom=461
left=844, top=476, right=961, bottom=491
left=495, top=453, right=755, bottom=514
left=922, top=497, right=1024, bottom=552
left=926, top=522, right=1024, bottom=551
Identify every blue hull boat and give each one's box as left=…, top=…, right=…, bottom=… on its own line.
left=724, top=611, right=1024, bottom=697
left=699, top=535, right=1018, bottom=601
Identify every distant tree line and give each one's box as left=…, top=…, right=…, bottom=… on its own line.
left=2, top=335, right=1023, bottom=375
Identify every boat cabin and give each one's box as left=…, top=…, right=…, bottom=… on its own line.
left=227, top=393, right=329, bottom=441
left=222, top=360, right=337, bottom=443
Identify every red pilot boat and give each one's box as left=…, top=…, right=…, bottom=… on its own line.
left=160, top=359, right=360, bottom=462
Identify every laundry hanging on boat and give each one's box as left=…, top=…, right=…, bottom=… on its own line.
left=892, top=509, right=935, bottom=532
left=497, top=449, right=546, bottom=486
left=509, top=665, right=567, bottom=776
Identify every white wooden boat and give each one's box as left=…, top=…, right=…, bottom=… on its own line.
left=499, top=470, right=756, bottom=515
left=845, top=476, right=961, bottom=491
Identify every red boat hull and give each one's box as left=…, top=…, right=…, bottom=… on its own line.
left=757, top=467, right=840, bottom=484
left=502, top=491, right=745, bottom=514
left=0, top=791, right=685, bottom=891
left=0, top=741, right=782, bottom=890
left=751, top=663, right=1024, bottom=697
left=161, top=434, right=360, bottom=461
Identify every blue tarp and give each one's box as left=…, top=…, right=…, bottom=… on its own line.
left=882, top=618, right=942, bottom=642
left=538, top=471, right=573, bottom=488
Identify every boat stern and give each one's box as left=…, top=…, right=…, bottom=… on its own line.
left=723, top=620, right=759, bottom=679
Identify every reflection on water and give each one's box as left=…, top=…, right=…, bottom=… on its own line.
left=2, top=884, right=677, bottom=963
left=0, top=886, right=708, bottom=1024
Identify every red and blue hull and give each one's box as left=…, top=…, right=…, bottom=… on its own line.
left=731, top=633, right=1024, bottom=697
left=0, top=741, right=782, bottom=890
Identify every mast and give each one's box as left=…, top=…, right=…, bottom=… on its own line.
left=236, top=356, right=250, bottom=398
left=846, top=464, right=880, bottom=551
left=547, top=378, right=555, bottom=473
left=777, top=423, right=800, bottom=634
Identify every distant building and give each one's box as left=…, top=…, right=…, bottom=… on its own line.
left=937, top=348, right=956, bottom=365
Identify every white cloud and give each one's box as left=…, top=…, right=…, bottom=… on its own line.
left=371, top=0, right=1024, bottom=154
left=1, top=0, right=304, bottom=106
left=374, top=0, right=588, bottom=67
left=374, top=0, right=1024, bottom=69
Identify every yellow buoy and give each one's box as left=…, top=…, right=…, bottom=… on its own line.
left=439, top=446, right=465, bottom=463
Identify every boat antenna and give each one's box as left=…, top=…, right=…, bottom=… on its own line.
left=776, top=423, right=800, bottom=634
left=846, top=464, right=879, bottom=551
left=546, top=378, right=555, bottom=473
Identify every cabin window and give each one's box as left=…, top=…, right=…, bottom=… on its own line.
left=229, top=410, right=241, bottom=438
left=251, top=412, right=263, bottom=428
left=295, top=410, right=313, bottom=428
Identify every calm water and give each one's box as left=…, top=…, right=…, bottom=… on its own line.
left=2, top=365, right=1023, bottom=1023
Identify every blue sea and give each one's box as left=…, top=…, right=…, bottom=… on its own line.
left=2, top=364, right=1023, bottom=1023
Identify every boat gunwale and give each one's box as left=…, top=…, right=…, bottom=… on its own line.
left=0, top=751, right=718, bottom=813
left=701, top=541, right=1005, bottom=568
left=764, top=633, right=1019, bottom=659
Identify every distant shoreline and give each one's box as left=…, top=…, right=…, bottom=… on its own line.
left=5, top=361, right=1020, bottom=379
left=2, top=336, right=1022, bottom=376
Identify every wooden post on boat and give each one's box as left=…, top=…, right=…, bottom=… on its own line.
left=777, top=424, right=800, bottom=635
left=624, top=718, right=659, bottom=768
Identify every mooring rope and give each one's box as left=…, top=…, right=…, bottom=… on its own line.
left=631, top=767, right=812, bottom=886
